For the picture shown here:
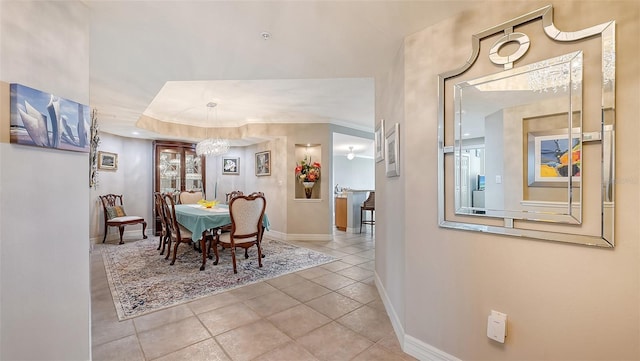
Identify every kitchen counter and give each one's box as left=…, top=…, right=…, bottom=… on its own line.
left=334, top=190, right=373, bottom=233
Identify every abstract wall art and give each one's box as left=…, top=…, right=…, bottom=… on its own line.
left=10, top=83, right=90, bottom=153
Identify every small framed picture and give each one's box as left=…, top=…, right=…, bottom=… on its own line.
left=98, top=151, right=118, bottom=171
left=255, top=150, right=271, bottom=176
left=385, top=123, right=400, bottom=177
left=222, top=157, right=239, bottom=175
left=527, top=129, right=581, bottom=187
left=375, top=119, right=385, bottom=163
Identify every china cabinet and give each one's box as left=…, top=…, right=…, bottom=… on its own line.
left=153, top=140, right=205, bottom=234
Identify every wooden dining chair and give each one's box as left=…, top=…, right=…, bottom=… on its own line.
left=99, top=194, right=147, bottom=244
left=163, top=193, right=194, bottom=265
left=179, top=190, right=203, bottom=204
left=153, top=192, right=170, bottom=255
left=220, top=190, right=245, bottom=236
left=212, top=194, right=266, bottom=273
left=225, top=190, right=244, bottom=204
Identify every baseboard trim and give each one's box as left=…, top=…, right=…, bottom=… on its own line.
left=374, top=271, right=405, bottom=346
left=264, top=230, right=285, bottom=241
left=91, top=229, right=152, bottom=244
left=374, top=272, right=461, bottom=361
left=280, top=233, right=333, bottom=241
left=404, top=335, right=462, bottom=361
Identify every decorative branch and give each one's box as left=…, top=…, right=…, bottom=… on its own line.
left=89, top=108, right=101, bottom=188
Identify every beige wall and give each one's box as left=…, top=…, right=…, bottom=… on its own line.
left=382, top=1, right=640, bottom=359
left=375, top=39, right=406, bottom=336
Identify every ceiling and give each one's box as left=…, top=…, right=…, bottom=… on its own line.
left=88, top=1, right=479, bottom=157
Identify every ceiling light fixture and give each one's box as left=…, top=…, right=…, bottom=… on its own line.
left=346, top=146, right=355, bottom=160
left=196, top=102, right=230, bottom=157
left=261, top=32, right=271, bottom=40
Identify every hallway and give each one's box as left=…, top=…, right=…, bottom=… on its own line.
left=91, top=230, right=415, bottom=360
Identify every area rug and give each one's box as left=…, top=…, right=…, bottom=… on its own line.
left=102, top=237, right=336, bottom=320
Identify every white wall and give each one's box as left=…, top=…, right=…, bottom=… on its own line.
left=90, top=133, right=153, bottom=241
left=333, top=155, right=375, bottom=191
left=484, top=110, right=505, bottom=210
left=0, top=1, right=91, bottom=359
left=206, top=147, right=247, bottom=202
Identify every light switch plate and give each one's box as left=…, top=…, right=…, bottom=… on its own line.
left=487, top=310, right=507, bottom=343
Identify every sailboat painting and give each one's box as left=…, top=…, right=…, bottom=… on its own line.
left=10, top=83, right=90, bottom=153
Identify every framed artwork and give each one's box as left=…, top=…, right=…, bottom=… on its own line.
left=385, top=123, right=400, bottom=177
left=98, top=151, right=118, bottom=171
left=222, top=157, right=240, bottom=175
left=9, top=83, right=91, bottom=153
left=375, top=119, right=385, bottom=162
left=255, top=151, right=271, bottom=176
left=527, top=129, right=581, bottom=187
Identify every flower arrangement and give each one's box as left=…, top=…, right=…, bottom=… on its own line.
left=295, top=156, right=321, bottom=183
left=197, top=199, right=218, bottom=208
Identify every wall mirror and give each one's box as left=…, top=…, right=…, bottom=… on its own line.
left=454, top=51, right=583, bottom=224
left=438, top=6, right=615, bottom=247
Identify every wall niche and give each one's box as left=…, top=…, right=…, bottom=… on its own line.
left=294, top=144, right=322, bottom=200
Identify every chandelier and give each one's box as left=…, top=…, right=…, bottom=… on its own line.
left=196, top=102, right=230, bottom=157
left=527, top=53, right=582, bottom=94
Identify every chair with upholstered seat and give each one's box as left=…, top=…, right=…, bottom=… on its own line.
left=219, top=190, right=245, bottom=238
left=360, top=191, right=375, bottom=233
left=225, top=190, right=244, bottom=204
left=179, top=190, right=203, bottom=204
left=99, top=194, right=147, bottom=244
left=153, top=192, right=170, bottom=255
left=212, top=194, right=266, bottom=274
left=163, top=194, right=214, bottom=270
left=163, top=193, right=193, bottom=265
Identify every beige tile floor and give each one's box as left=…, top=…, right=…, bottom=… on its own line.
left=91, top=229, right=417, bottom=361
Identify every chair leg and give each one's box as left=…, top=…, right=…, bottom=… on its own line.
left=103, top=225, right=108, bottom=243
left=212, top=235, right=220, bottom=265
left=118, top=226, right=125, bottom=244
left=360, top=208, right=364, bottom=233
left=244, top=248, right=249, bottom=259
left=165, top=237, right=172, bottom=260
left=257, top=243, right=263, bottom=268
left=199, top=238, right=207, bottom=271
left=230, top=247, right=238, bottom=274
left=370, top=210, right=375, bottom=233
left=170, top=242, right=180, bottom=265
left=160, top=235, right=168, bottom=255
left=142, top=221, right=148, bottom=239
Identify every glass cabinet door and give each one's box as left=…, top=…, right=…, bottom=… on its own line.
left=154, top=141, right=206, bottom=235
left=158, top=149, right=182, bottom=193
left=184, top=149, right=203, bottom=191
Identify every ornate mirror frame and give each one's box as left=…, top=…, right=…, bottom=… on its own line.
left=437, top=5, right=615, bottom=247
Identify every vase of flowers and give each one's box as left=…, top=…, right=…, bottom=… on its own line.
left=295, top=156, right=321, bottom=199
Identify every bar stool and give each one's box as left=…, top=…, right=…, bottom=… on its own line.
left=360, top=191, right=375, bottom=233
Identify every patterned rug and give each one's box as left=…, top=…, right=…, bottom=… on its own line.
left=102, top=237, right=336, bottom=320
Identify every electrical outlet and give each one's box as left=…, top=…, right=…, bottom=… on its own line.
left=487, top=310, right=507, bottom=343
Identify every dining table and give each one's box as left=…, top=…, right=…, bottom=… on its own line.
left=174, top=204, right=269, bottom=270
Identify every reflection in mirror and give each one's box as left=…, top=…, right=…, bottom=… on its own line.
left=437, top=5, right=615, bottom=247
left=454, top=51, right=583, bottom=224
